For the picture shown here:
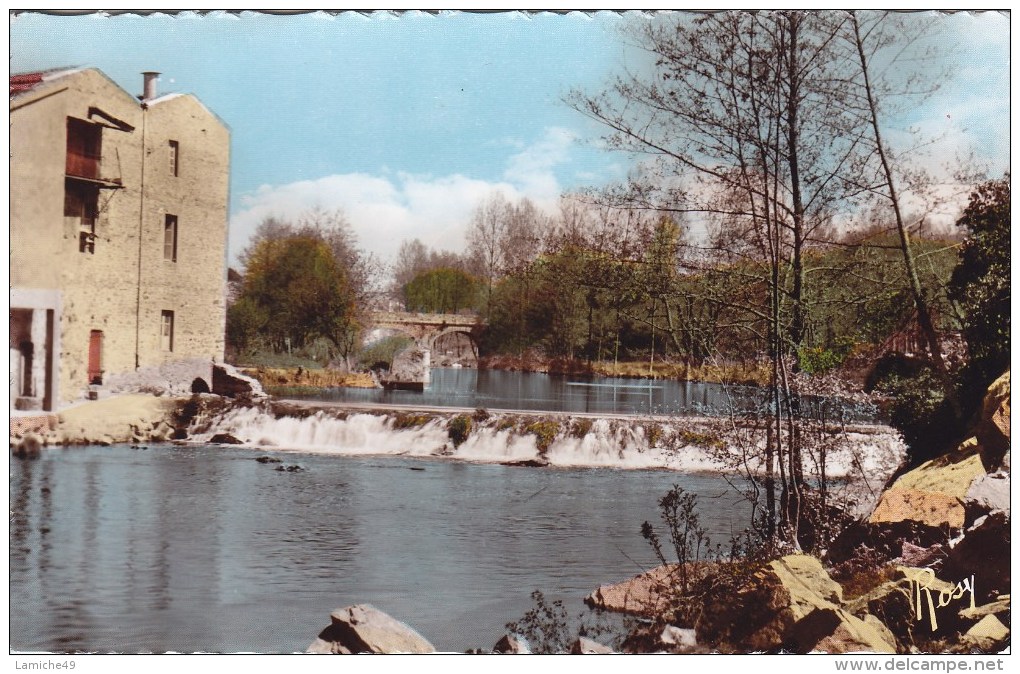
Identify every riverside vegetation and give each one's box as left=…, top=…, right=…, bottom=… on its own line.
left=14, top=11, right=1004, bottom=655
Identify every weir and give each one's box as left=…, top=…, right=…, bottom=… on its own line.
left=191, top=404, right=905, bottom=478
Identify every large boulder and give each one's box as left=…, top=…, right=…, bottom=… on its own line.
left=694, top=554, right=894, bottom=653
left=964, top=471, right=1010, bottom=521
left=975, top=371, right=1010, bottom=471
left=307, top=604, right=435, bottom=654
left=212, top=364, right=266, bottom=399
left=941, top=511, right=1010, bottom=604
left=870, top=370, right=1011, bottom=530
left=584, top=564, right=682, bottom=617
left=960, top=614, right=1009, bottom=652
left=847, top=567, right=961, bottom=648
left=787, top=606, right=897, bottom=654
left=869, top=452, right=986, bottom=529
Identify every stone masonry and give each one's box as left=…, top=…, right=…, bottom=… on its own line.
left=10, top=68, right=229, bottom=408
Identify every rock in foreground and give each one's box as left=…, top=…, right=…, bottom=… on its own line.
left=307, top=604, right=435, bottom=654
left=584, top=564, right=682, bottom=616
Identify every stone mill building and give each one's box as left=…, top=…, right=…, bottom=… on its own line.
left=10, top=68, right=230, bottom=411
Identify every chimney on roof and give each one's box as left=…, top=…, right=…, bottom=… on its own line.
left=141, top=71, right=160, bottom=101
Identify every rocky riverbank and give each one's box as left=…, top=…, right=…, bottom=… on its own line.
left=584, top=371, right=1010, bottom=654
left=301, top=370, right=1010, bottom=654
left=10, top=394, right=183, bottom=455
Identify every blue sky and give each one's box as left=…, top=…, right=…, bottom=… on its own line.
left=9, top=10, right=1010, bottom=266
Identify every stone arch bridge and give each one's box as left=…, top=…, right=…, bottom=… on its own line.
left=366, top=311, right=485, bottom=386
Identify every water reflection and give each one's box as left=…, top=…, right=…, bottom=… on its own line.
left=285, top=367, right=878, bottom=422
left=10, top=445, right=750, bottom=653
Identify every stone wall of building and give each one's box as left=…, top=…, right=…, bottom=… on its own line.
left=10, top=68, right=229, bottom=407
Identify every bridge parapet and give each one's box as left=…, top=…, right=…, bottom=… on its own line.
left=369, top=311, right=481, bottom=328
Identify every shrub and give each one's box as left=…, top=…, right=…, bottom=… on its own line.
left=641, top=484, right=711, bottom=594
left=358, top=335, right=414, bottom=371
left=447, top=414, right=473, bottom=447
left=496, top=417, right=518, bottom=432
left=505, top=590, right=623, bottom=654
left=875, top=367, right=960, bottom=463
left=797, top=338, right=855, bottom=375
left=644, top=422, right=663, bottom=447
left=675, top=429, right=724, bottom=450
left=505, top=591, right=571, bottom=654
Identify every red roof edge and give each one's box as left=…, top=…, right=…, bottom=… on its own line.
left=10, top=72, right=45, bottom=96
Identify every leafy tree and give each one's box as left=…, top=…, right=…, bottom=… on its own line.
left=949, top=176, right=1011, bottom=406
left=225, top=296, right=268, bottom=356
left=236, top=235, right=355, bottom=359
left=403, top=267, right=481, bottom=314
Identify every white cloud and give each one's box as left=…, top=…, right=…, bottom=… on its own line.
left=228, top=127, right=577, bottom=267
left=502, top=126, right=577, bottom=201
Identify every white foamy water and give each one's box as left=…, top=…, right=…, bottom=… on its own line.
left=192, top=405, right=905, bottom=479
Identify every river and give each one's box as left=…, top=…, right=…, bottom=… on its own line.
left=281, top=367, right=879, bottom=422
left=10, top=443, right=751, bottom=653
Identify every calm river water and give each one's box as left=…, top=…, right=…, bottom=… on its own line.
left=286, top=367, right=878, bottom=422
left=10, top=443, right=750, bottom=653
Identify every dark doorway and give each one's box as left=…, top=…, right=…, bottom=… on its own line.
left=88, top=330, right=103, bottom=385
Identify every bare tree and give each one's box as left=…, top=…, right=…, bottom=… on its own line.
left=566, top=11, right=894, bottom=548
left=844, top=11, right=960, bottom=416
left=466, top=192, right=511, bottom=318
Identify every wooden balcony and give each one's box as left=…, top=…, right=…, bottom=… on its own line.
left=66, top=149, right=100, bottom=179
left=65, top=151, right=122, bottom=188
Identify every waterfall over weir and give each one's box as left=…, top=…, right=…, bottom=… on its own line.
left=191, top=404, right=905, bottom=478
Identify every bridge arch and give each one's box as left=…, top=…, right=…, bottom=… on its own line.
left=363, top=311, right=485, bottom=385
left=427, top=326, right=480, bottom=358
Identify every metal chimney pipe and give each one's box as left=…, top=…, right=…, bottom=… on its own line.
left=142, top=71, right=160, bottom=101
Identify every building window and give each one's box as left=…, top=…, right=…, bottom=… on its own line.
left=160, top=311, right=175, bottom=352
left=164, top=215, right=178, bottom=262
left=65, top=180, right=99, bottom=254
left=66, top=117, right=102, bottom=180
left=169, top=140, right=179, bottom=177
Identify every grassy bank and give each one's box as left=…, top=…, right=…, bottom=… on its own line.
left=592, top=360, right=771, bottom=386
left=240, top=367, right=377, bottom=390
left=479, top=353, right=771, bottom=386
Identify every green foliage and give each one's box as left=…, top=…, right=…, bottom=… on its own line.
left=797, top=338, right=856, bottom=375
left=875, top=366, right=958, bottom=462
left=358, top=335, right=413, bottom=370
left=232, top=234, right=356, bottom=358
left=392, top=413, right=433, bottom=430
left=403, top=267, right=481, bottom=314
left=524, top=420, right=561, bottom=453
left=949, top=176, right=1011, bottom=406
left=447, top=414, right=473, bottom=447
left=675, top=429, right=724, bottom=450
left=496, top=417, right=518, bottom=432
left=644, top=422, right=664, bottom=447
left=225, top=296, right=268, bottom=356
